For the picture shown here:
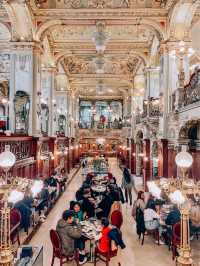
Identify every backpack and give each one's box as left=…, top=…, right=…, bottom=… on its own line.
left=131, top=200, right=137, bottom=220
left=135, top=207, right=145, bottom=236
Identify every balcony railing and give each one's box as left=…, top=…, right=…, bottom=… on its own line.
left=78, top=118, right=131, bottom=130
left=183, top=68, right=200, bottom=107
left=136, top=98, right=161, bottom=124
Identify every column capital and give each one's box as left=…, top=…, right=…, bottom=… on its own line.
left=10, top=41, right=43, bottom=54
left=41, top=66, right=57, bottom=73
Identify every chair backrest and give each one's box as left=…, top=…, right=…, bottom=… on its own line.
left=10, top=208, right=21, bottom=226
left=50, top=229, right=62, bottom=258
left=172, top=222, right=181, bottom=245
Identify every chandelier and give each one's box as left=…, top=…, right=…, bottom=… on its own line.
left=92, top=21, right=109, bottom=53
left=94, top=53, right=105, bottom=74
left=96, top=80, right=104, bottom=94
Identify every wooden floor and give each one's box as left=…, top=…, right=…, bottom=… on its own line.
left=30, top=159, right=200, bottom=266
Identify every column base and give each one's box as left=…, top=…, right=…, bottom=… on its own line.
left=176, top=249, right=194, bottom=266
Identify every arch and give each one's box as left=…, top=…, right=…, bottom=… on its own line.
left=36, top=19, right=63, bottom=41
left=169, top=1, right=199, bottom=40
left=136, top=130, right=143, bottom=140
left=3, top=1, right=35, bottom=41
left=36, top=18, right=166, bottom=43
left=179, top=119, right=200, bottom=139
left=0, top=22, right=11, bottom=41
left=140, top=18, right=166, bottom=41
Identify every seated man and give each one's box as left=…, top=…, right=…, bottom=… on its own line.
left=56, top=210, right=87, bottom=265
left=165, top=205, right=181, bottom=227
left=165, top=205, right=181, bottom=243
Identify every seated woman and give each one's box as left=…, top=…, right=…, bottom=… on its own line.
left=97, top=218, right=111, bottom=253
left=144, top=202, right=164, bottom=244
left=109, top=201, right=123, bottom=229
left=56, top=210, right=87, bottom=265
left=82, top=193, right=95, bottom=218
left=72, top=202, right=84, bottom=222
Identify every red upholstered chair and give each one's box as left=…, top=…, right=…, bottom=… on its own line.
left=141, top=227, right=160, bottom=246
left=172, top=222, right=181, bottom=260
left=10, top=208, right=21, bottom=246
left=50, top=229, right=79, bottom=266
left=94, top=240, right=120, bottom=266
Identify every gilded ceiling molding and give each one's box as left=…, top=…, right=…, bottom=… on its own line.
left=35, top=17, right=166, bottom=42
left=35, top=19, right=62, bottom=41
left=0, top=21, right=11, bottom=41
left=140, top=18, right=166, bottom=41
left=3, top=0, right=35, bottom=41
left=169, top=1, right=199, bottom=40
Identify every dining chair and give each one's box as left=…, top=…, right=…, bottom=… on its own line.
left=171, top=222, right=181, bottom=260
left=94, top=241, right=120, bottom=266
left=10, top=208, right=21, bottom=246
left=50, top=229, right=79, bottom=266
left=141, top=227, right=160, bottom=245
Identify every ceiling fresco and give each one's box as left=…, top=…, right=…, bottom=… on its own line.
left=36, top=0, right=167, bottom=9
left=63, top=55, right=140, bottom=75
left=51, top=25, right=154, bottom=43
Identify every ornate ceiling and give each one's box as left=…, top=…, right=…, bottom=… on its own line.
left=36, top=0, right=168, bottom=9
left=51, top=25, right=154, bottom=43
left=3, top=0, right=200, bottom=99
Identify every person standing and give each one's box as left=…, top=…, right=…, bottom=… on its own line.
left=121, top=167, right=133, bottom=205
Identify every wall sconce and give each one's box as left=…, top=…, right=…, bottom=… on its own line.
left=138, top=153, right=144, bottom=157
left=40, top=155, right=46, bottom=160
left=132, top=153, right=136, bottom=157
left=50, top=152, right=54, bottom=160
left=144, top=157, right=149, bottom=162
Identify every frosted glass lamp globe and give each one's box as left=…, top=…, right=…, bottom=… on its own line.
left=0, top=151, right=16, bottom=172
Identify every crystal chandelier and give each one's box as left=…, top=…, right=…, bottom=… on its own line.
left=96, top=80, right=104, bottom=94
left=94, top=53, right=105, bottom=74
left=92, top=21, right=108, bottom=53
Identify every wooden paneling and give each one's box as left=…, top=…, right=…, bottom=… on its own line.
left=143, top=139, right=150, bottom=191
left=168, top=148, right=177, bottom=178
left=158, top=139, right=168, bottom=178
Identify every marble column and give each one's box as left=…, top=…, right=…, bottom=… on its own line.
left=130, top=139, right=136, bottom=174
left=159, top=43, right=170, bottom=139
left=9, top=43, right=42, bottom=136
left=41, top=67, right=56, bottom=136
left=66, top=89, right=72, bottom=137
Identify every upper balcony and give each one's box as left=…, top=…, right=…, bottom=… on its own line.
left=178, top=68, right=200, bottom=111
left=77, top=120, right=131, bottom=139
left=136, top=97, right=161, bottom=125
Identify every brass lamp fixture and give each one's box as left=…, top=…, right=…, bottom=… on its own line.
left=175, top=150, right=194, bottom=266
left=0, top=151, right=16, bottom=266
left=175, top=151, right=193, bottom=180
left=148, top=149, right=196, bottom=266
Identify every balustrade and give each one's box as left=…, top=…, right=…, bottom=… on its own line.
left=182, top=68, right=200, bottom=107
left=136, top=98, right=161, bottom=124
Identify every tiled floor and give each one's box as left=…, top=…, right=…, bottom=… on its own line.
left=30, top=159, right=200, bottom=266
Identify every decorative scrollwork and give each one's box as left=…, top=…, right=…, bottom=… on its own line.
left=184, top=68, right=200, bottom=106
